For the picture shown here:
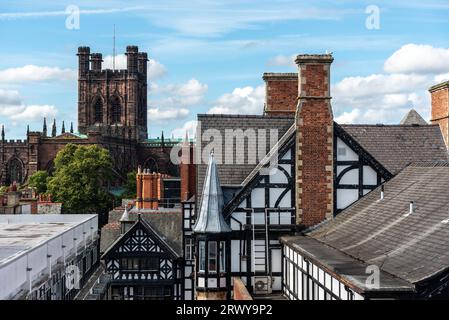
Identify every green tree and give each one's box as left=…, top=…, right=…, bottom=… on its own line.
left=122, top=170, right=137, bottom=198
left=47, top=144, right=114, bottom=214
left=28, top=170, right=49, bottom=194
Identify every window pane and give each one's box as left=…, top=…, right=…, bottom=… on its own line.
left=199, top=241, right=205, bottom=272
left=208, top=242, right=217, bottom=273
left=219, top=241, right=225, bottom=272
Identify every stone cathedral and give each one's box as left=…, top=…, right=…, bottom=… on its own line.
left=0, top=46, right=179, bottom=186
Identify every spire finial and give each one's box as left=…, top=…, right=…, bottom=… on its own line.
left=70, top=122, right=74, bottom=133
left=27, top=125, right=30, bottom=135
left=1, top=125, right=4, bottom=141
left=42, top=118, right=47, bottom=137
left=51, top=119, right=56, bottom=137
left=61, top=121, right=65, bottom=134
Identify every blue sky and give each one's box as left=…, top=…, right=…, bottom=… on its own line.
left=1, top=0, right=449, bottom=139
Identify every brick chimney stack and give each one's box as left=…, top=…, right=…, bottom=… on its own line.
left=295, top=54, right=334, bottom=228
left=180, top=138, right=197, bottom=201
left=429, top=81, right=449, bottom=148
left=263, top=73, right=298, bottom=116
left=136, top=169, right=164, bottom=210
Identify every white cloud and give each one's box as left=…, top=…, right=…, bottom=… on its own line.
left=0, top=88, right=57, bottom=121
left=208, top=85, right=265, bottom=115
left=384, top=44, right=449, bottom=74
left=333, top=43, right=449, bottom=124
left=0, top=6, right=143, bottom=20
left=267, top=54, right=296, bottom=67
left=148, top=107, right=189, bottom=121
left=334, top=109, right=361, bottom=124
left=9, top=105, right=57, bottom=121
left=171, top=120, right=198, bottom=139
left=151, top=78, right=208, bottom=107
left=0, top=65, right=75, bottom=83
left=0, top=89, right=21, bottom=106
left=143, top=3, right=349, bottom=36
left=103, top=54, right=167, bottom=80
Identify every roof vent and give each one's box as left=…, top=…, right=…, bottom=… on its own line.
left=409, top=201, right=414, bottom=215
left=380, top=185, right=384, bottom=200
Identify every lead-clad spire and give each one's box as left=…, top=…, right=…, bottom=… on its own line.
left=193, top=151, right=231, bottom=234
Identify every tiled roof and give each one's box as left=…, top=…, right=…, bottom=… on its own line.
left=308, top=161, right=449, bottom=285
left=399, top=109, right=428, bottom=125
left=340, top=124, right=448, bottom=174
left=197, top=114, right=294, bottom=198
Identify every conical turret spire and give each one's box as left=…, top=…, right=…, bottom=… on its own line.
left=193, top=151, right=231, bottom=234
left=120, top=205, right=130, bottom=222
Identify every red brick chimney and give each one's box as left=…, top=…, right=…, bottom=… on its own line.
left=429, top=81, right=449, bottom=148
left=295, top=54, right=334, bottom=228
left=180, top=139, right=197, bottom=201
left=136, top=169, right=164, bottom=209
left=263, top=73, right=298, bottom=116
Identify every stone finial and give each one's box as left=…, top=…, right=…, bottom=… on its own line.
left=51, top=119, right=56, bottom=137
left=42, top=118, right=47, bottom=137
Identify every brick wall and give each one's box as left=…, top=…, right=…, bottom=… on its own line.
left=295, top=54, right=334, bottom=228
left=136, top=169, right=164, bottom=209
left=233, top=277, right=253, bottom=300
left=180, top=142, right=196, bottom=201
left=263, top=73, right=298, bottom=116
left=430, top=81, right=449, bottom=148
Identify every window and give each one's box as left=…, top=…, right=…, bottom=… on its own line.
left=185, top=238, right=194, bottom=261
left=111, top=96, right=121, bottom=124
left=337, top=147, right=347, bottom=156
left=121, top=257, right=159, bottom=272
left=7, top=158, right=23, bottom=184
left=208, top=241, right=217, bottom=273
left=199, top=241, right=206, bottom=272
left=141, top=257, right=159, bottom=271
left=94, top=98, right=103, bottom=123
left=219, top=241, right=225, bottom=272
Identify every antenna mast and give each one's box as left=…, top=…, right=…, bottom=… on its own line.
left=113, top=24, right=116, bottom=71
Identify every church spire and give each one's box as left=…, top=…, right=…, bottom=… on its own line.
left=70, top=122, right=74, bottom=133
left=193, top=151, right=231, bottom=234
left=27, top=125, right=29, bottom=136
left=61, top=121, right=65, bottom=134
left=161, top=131, right=165, bottom=148
left=51, top=119, right=56, bottom=137
left=1, top=125, right=4, bottom=141
left=42, top=118, right=47, bottom=137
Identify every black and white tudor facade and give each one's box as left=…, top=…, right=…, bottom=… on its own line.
left=180, top=110, right=448, bottom=299
left=102, top=208, right=183, bottom=300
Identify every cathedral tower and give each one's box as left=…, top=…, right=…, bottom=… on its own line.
left=77, top=45, right=148, bottom=141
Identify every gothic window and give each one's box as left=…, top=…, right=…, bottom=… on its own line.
left=143, top=157, right=158, bottom=173
left=93, top=97, right=103, bottom=123
left=111, top=96, right=121, bottom=124
left=7, top=158, right=23, bottom=184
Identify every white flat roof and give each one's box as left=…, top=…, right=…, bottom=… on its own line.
left=0, top=214, right=97, bottom=267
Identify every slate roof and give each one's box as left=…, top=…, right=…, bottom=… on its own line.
left=280, top=236, right=414, bottom=294
left=340, top=124, right=448, bottom=174
left=197, top=114, right=294, bottom=197
left=101, top=208, right=183, bottom=256
left=305, top=161, right=449, bottom=286
left=400, top=109, right=428, bottom=125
